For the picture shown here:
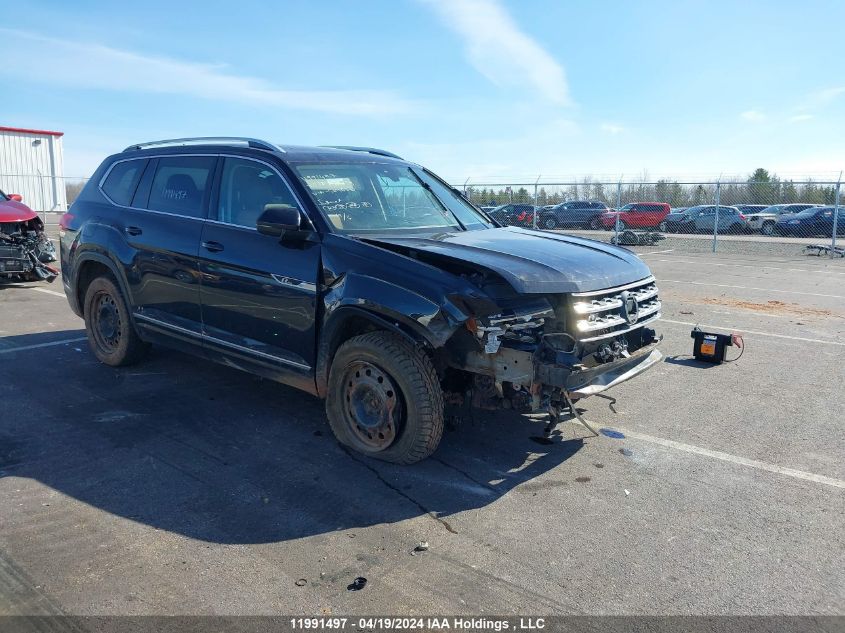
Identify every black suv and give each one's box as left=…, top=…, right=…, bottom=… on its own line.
left=60, top=138, right=662, bottom=463
left=539, top=200, right=610, bottom=230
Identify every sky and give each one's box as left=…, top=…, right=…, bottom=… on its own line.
left=1, top=0, right=844, bottom=183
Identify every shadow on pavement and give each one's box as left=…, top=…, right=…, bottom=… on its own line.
left=0, top=331, right=585, bottom=544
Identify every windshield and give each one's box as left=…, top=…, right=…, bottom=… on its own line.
left=761, top=205, right=785, bottom=214
left=0, top=190, right=8, bottom=202
left=619, top=203, right=635, bottom=211
left=291, top=162, right=493, bottom=233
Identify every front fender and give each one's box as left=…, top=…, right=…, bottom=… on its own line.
left=314, top=273, right=467, bottom=397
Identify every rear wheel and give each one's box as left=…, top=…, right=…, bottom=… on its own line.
left=589, top=217, right=602, bottom=230
left=83, top=276, right=149, bottom=366
left=326, top=332, right=444, bottom=464
left=761, top=221, right=775, bottom=236
left=658, top=221, right=668, bottom=232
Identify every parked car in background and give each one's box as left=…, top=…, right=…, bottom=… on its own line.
left=539, top=200, right=610, bottom=230
left=692, top=205, right=749, bottom=233
left=599, top=202, right=670, bottom=230
left=661, top=208, right=693, bottom=232
left=663, top=205, right=748, bottom=233
left=775, top=206, right=844, bottom=237
left=734, top=204, right=769, bottom=215
left=746, top=203, right=820, bottom=235
left=487, top=203, right=537, bottom=227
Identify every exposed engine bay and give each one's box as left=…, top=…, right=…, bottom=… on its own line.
left=438, top=267, right=662, bottom=415
left=0, top=216, right=59, bottom=282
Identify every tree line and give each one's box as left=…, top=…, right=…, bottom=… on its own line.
left=464, top=169, right=840, bottom=208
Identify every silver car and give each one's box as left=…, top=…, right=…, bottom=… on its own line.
left=746, top=204, right=821, bottom=235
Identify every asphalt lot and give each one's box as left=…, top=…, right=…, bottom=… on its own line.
left=0, top=241, right=843, bottom=616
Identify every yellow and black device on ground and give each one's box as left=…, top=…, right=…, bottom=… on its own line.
left=690, top=327, right=742, bottom=364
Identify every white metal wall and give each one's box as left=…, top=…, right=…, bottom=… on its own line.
left=0, top=130, right=67, bottom=212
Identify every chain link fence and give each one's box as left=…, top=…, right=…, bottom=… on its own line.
left=457, top=178, right=843, bottom=257
left=2, top=173, right=843, bottom=256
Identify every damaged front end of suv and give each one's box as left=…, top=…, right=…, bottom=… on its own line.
left=444, top=275, right=662, bottom=415
left=343, top=227, right=663, bottom=420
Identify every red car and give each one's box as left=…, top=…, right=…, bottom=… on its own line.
left=0, top=189, right=58, bottom=281
left=600, top=202, right=671, bottom=230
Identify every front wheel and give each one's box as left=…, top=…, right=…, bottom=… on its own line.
left=658, top=221, right=668, bottom=232
left=326, top=332, right=444, bottom=464
left=83, top=276, right=149, bottom=366
left=543, top=216, right=558, bottom=230
left=761, top=221, right=775, bottom=236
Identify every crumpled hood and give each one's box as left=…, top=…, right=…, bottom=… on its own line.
left=362, top=226, right=653, bottom=293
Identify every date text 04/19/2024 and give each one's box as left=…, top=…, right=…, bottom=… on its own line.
left=289, top=618, right=546, bottom=630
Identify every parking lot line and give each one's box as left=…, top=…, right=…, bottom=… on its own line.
left=0, top=337, right=87, bottom=354
left=607, top=426, right=845, bottom=489
left=30, top=286, right=66, bottom=298
left=660, top=279, right=845, bottom=299
left=639, top=248, right=676, bottom=255
left=661, top=318, right=845, bottom=346
left=652, top=258, right=845, bottom=275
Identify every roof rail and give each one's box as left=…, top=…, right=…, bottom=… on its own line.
left=323, top=146, right=402, bottom=159
left=123, top=137, right=281, bottom=153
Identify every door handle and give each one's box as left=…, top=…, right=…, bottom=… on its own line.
left=124, top=226, right=143, bottom=236
left=202, top=241, right=224, bottom=253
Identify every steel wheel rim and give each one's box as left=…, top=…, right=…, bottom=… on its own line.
left=91, top=291, right=122, bottom=353
left=341, top=361, right=402, bottom=451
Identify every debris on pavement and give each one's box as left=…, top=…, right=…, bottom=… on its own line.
left=347, top=577, right=367, bottom=591
left=294, top=578, right=307, bottom=587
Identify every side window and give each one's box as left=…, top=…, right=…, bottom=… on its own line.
left=146, top=156, right=215, bottom=217
left=101, top=159, right=147, bottom=206
left=217, top=158, right=298, bottom=227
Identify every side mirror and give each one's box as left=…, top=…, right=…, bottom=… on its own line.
left=9, top=194, right=22, bottom=202
left=257, top=204, right=301, bottom=238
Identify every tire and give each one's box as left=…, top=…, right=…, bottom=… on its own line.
left=761, top=221, right=775, bottom=236
left=326, top=332, right=444, bottom=464
left=589, top=217, right=602, bottom=230
left=658, top=221, right=668, bottom=232
left=83, top=275, right=149, bottom=367
left=543, top=217, right=557, bottom=230
left=617, top=220, right=628, bottom=231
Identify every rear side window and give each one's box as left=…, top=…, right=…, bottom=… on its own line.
left=146, top=156, right=216, bottom=217
left=102, top=159, right=147, bottom=206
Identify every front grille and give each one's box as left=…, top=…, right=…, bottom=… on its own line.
left=569, top=276, right=661, bottom=342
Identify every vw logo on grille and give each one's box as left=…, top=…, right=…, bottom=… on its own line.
left=620, top=291, right=639, bottom=325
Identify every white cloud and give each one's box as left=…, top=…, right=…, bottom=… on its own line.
left=789, top=114, right=814, bottom=123
left=799, top=86, right=845, bottom=110
left=740, top=110, right=766, bottom=122
left=0, top=29, right=415, bottom=116
left=600, top=123, right=624, bottom=134
left=419, top=0, right=571, bottom=105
